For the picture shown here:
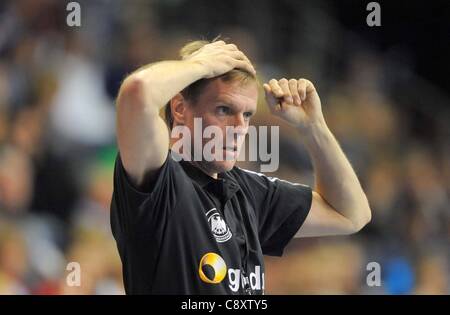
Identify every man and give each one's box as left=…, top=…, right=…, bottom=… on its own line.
left=110, top=39, right=371, bottom=294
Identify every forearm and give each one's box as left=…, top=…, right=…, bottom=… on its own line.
left=124, top=60, right=207, bottom=110
left=302, top=120, right=371, bottom=230
left=115, top=60, right=205, bottom=182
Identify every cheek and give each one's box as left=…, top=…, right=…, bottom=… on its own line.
left=201, top=113, right=225, bottom=131
left=181, top=109, right=194, bottom=128
left=236, top=132, right=247, bottom=147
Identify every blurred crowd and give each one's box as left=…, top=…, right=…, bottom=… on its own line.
left=0, top=0, right=448, bottom=294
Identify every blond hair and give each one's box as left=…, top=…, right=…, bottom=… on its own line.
left=165, top=38, right=256, bottom=129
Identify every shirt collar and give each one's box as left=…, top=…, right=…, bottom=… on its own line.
left=172, top=151, right=240, bottom=202
left=179, top=159, right=215, bottom=187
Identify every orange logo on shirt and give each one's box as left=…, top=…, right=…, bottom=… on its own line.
left=198, top=253, right=227, bottom=284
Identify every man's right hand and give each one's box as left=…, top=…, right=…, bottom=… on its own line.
left=183, top=40, right=256, bottom=79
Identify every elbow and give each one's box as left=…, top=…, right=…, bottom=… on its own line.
left=118, top=76, right=160, bottom=116
left=362, top=197, right=373, bottom=227
left=351, top=204, right=372, bottom=234
left=117, top=76, right=161, bottom=117
left=119, top=76, right=146, bottom=103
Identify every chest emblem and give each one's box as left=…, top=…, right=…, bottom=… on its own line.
left=206, top=208, right=232, bottom=243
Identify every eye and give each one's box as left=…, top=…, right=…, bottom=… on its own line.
left=243, top=112, right=253, bottom=121
left=216, top=105, right=230, bottom=115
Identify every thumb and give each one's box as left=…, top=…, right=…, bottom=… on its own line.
left=263, top=84, right=281, bottom=112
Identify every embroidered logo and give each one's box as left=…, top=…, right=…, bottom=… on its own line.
left=206, top=208, right=232, bottom=243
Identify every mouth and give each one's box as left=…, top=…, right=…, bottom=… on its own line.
left=222, top=145, right=238, bottom=160
left=223, top=146, right=237, bottom=152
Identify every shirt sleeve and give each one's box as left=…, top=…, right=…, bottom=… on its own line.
left=238, top=170, right=313, bottom=257
left=110, top=151, right=184, bottom=241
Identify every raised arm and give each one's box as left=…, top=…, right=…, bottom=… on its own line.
left=263, top=78, right=371, bottom=237
left=116, top=40, right=255, bottom=188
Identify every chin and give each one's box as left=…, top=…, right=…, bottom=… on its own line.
left=208, top=160, right=236, bottom=173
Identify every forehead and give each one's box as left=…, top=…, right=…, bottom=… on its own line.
left=199, top=78, right=258, bottom=109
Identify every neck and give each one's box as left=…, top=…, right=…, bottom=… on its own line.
left=169, top=146, right=219, bottom=179
left=191, top=161, right=218, bottom=179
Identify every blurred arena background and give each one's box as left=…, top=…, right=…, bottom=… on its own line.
left=0, top=0, right=448, bottom=294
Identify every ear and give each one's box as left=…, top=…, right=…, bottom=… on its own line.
left=170, top=93, right=188, bottom=126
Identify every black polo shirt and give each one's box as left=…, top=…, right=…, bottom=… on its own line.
left=110, top=150, right=312, bottom=295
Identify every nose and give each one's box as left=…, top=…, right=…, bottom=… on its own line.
left=232, top=114, right=248, bottom=136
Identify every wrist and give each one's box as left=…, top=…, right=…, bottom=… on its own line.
left=300, top=119, right=332, bottom=147
left=184, top=59, right=209, bottom=79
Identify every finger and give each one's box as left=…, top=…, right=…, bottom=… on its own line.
left=263, top=83, right=281, bottom=112
left=234, top=60, right=256, bottom=75
left=240, top=52, right=252, bottom=65
left=268, top=79, right=284, bottom=98
left=278, top=78, right=293, bottom=104
left=226, top=49, right=252, bottom=66
left=228, top=50, right=246, bottom=61
left=304, top=79, right=316, bottom=94
left=223, top=50, right=255, bottom=73
left=297, top=78, right=307, bottom=101
left=211, top=40, right=226, bottom=46
left=223, top=43, right=238, bottom=51
left=230, top=52, right=256, bottom=74
left=288, top=79, right=301, bottom=106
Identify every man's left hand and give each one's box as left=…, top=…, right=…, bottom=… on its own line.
left=263, top=78, right=325, bottom=132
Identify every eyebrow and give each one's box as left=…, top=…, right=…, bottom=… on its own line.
left=216, top=100, right=256, bottom=113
